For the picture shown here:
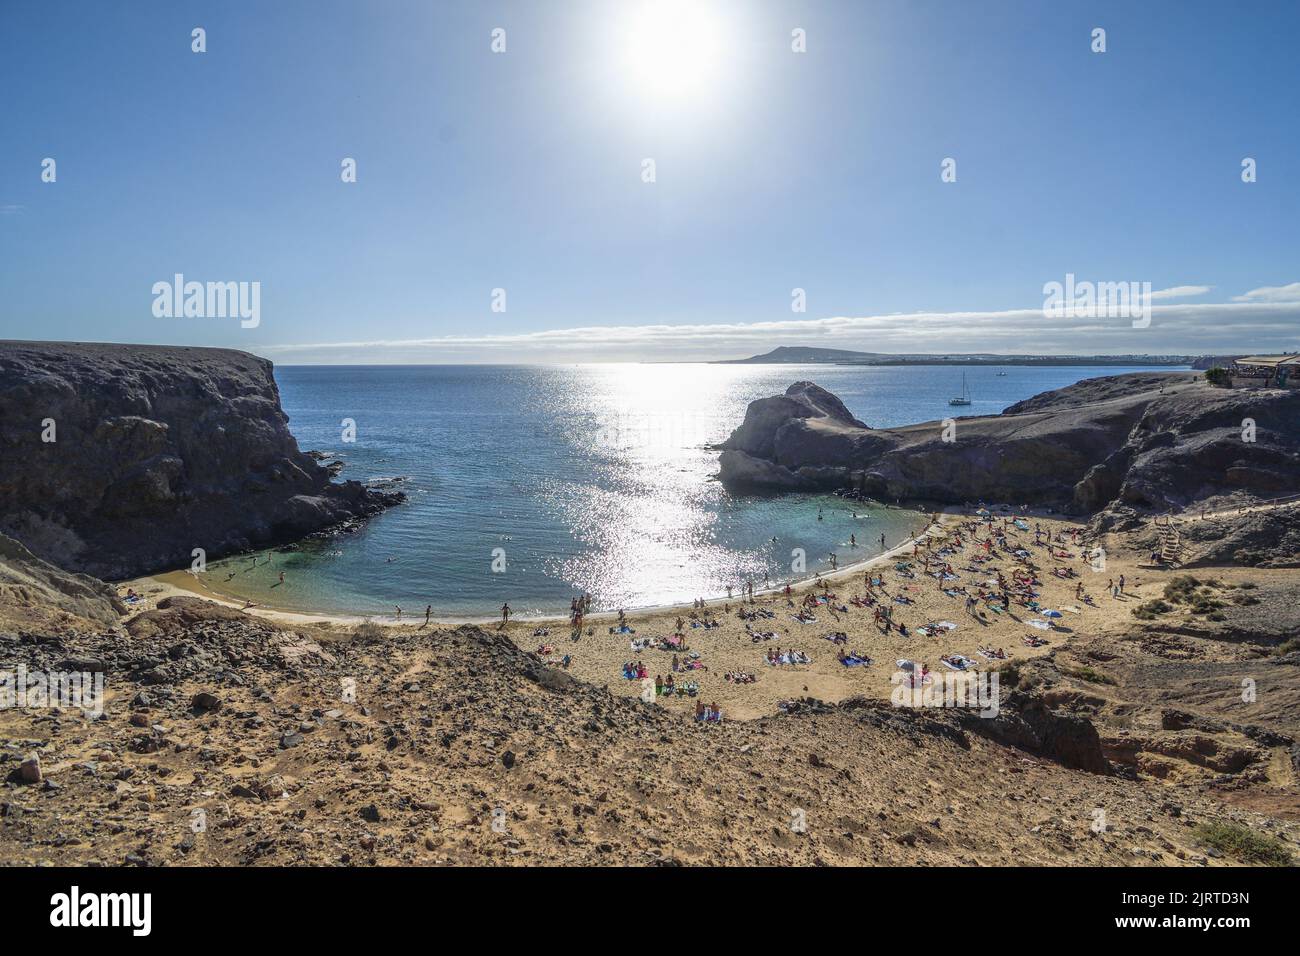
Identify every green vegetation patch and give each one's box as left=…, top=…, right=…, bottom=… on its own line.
left=1062, top=665, right=1116, bottom=685
left=1193, top=821, right=1292, bottom=866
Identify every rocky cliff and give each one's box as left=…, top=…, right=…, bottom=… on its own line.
left=0, top=532, right=124, bottom=629
left=718, top=374, right=1300, bottom=518
left=0, top=341, right=401, bottom=579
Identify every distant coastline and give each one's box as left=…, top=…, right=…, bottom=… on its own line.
left=715, top=345, right=1204, bottom=367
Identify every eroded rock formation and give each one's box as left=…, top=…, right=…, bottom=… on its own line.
left=0, top=341, right=401, bottom=579
left=717, top=373, right=1300, bottom=519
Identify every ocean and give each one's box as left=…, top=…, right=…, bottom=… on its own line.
left=203, top=363, right=1183, bottom=617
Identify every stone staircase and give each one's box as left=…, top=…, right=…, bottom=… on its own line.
left=1155, top=518, right=1184, bottom=564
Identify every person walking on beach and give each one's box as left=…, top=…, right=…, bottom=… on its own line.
left=394, top=606, right=402, bottom=620
left=422, top=605, right=431, bottom=629
left=1117, top=574, right=1126, bottom=596
left=500, top=602, right=511, bottom=628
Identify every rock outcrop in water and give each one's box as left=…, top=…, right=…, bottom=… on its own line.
left=0, top=341, right=402, bottom=579
left=717, top=373, right=1300, bottom=518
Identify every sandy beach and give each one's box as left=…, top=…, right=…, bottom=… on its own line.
left=123, top=506, right=1150, bottom=720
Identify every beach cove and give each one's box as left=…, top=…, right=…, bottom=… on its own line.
left=137, top=362, right=1182, bottom=618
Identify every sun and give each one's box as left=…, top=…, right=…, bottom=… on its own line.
left=621, top=1, right=725, bottom=101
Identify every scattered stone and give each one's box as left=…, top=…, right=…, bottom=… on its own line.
left=19, top=755, right=42, bottom=784
left=191, top=692, right=222, bottom=713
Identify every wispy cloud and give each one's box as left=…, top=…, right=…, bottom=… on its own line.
left=255, top=289, right=1300, bottom=364
left=1233, top=282, right=1300, bottom=303
left=1148, top=285, right=1212, bottom=300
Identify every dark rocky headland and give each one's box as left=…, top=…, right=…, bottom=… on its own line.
left=0, top=341, right=402, bottom=580
left=718, top=373, right=1300, bottom=529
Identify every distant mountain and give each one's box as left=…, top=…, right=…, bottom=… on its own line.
left=717, top=346, right=1197, bottom=367
left=719, top=346, right=886, bottom=364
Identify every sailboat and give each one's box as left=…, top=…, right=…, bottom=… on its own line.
left=949, top=372, right=972, bottom=406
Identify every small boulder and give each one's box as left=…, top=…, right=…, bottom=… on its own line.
left=191, top=692, right=222, bottom=713
left=19, top=755, right=42, bottom=784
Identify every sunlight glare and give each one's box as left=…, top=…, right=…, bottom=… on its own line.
left=622, top=1, right=725, bottom=101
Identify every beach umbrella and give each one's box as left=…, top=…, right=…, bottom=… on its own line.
left=1040, top=609, right=1063, bottom=619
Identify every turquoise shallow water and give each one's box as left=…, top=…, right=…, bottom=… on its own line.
left=204, top=363, right=1181, bottom=616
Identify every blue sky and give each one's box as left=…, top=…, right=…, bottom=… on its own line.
left=2, top=0, right=1298, bottom=362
